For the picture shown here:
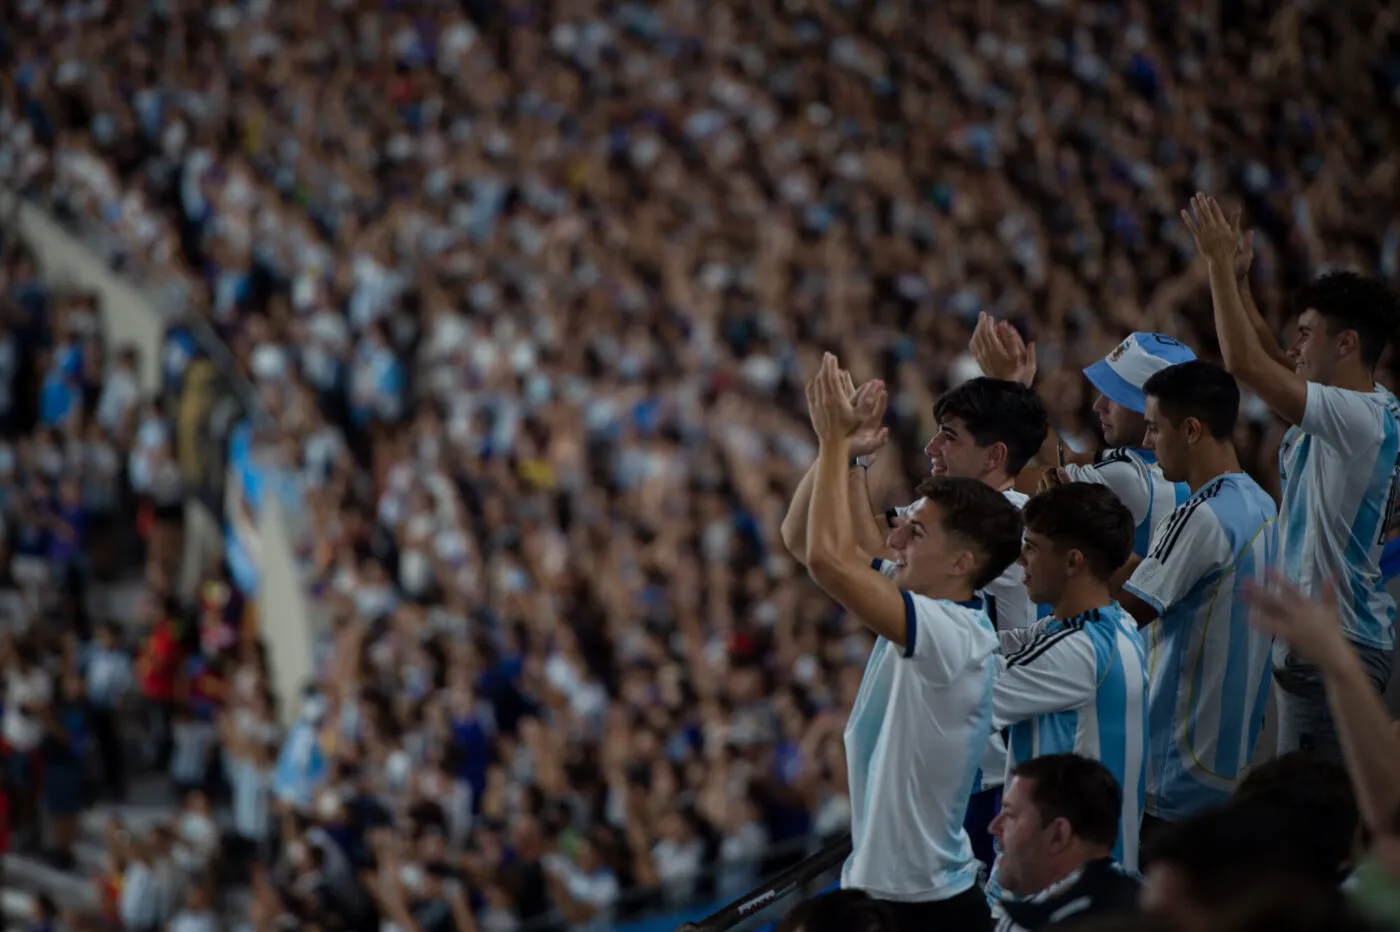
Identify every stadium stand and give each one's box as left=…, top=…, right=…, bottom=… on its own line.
left=2, top=1, right=1400, bottom=931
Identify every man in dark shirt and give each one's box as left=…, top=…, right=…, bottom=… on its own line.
left=989, top=755, right=1140, bottom=931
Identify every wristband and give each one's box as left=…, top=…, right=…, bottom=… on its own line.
left=849, top=455, right=874, bottom=470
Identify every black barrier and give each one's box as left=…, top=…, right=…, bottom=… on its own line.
left=676, top=834, right=852, bottom=932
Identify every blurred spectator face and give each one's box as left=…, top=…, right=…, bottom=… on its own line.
left=924, top=417, right=996, bottom=479
left=1092, top=394, right=1147, bottom=449
left=1141, top=396, right=1191, bottom=484
left=989, top=774, right=1072, bottom=898
left=1018, top=530, right=1070, bottom=606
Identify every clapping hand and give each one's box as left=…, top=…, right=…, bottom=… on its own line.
left=849, top=378, right=889, bottom=457
left=970, top=313, right=1037, bottom=386
left=1242, top=572, right=1350, bottom=670
left=806, top=353, right=863, bottom=444
left=1230, top=208, right=1255, bottom=283
left=1181, top=193, right=1241, bottom=267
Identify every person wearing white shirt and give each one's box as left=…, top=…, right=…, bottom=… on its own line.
left=787, top=355, right=1025, bottom=932
left=1184, top=196, right=1400, bottom=763
left=783, top=373, right=1049, bottom=876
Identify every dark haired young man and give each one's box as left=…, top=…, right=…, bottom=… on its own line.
left=1116, top=361, right=1278, bottom=830
left=782, top=374, right=1049, bottom=870
left=989, top=755, right=1141, bottom=932
left=797, top=354, right=1024, bottom=932
left=1185, top=194, right=1400, bottom=763
left=970, top=316, right=1195, bottom=560
left=990, top=484, right=1148, bottom=875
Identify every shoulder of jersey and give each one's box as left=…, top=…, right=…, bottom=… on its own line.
left=1092, top=447, right=1138, bottom=467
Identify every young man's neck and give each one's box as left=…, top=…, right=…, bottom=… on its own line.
left=978, top=469, right=1015, bottom=493
left=1326, top=365, right=1375, bottom=395
left=1185, top=442, right=1243, bottom=493
left=1052, top=579, right=1115, bottom=620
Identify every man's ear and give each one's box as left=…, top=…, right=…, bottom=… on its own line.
left=1335, top=328, right=1362, bottom=363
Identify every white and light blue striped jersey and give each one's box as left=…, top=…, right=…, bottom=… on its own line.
left=991, top=604, right=1149, bottom=871
left=1122, top=473, right=1278, bottom=821
left=1064, top=448, right=1192, bottom=559
left=842, top=567, right=998, bottom=903
left=1279, top=382, right=1400, bottom=652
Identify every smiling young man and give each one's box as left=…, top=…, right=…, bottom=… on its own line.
left=782, top=374, right=1048, bottom=871
left=799, top=354, right=1024, bottom=932
left=1115, top=360, right=1278, bottom=832
left=1183, top=193, right=1400, bottom=765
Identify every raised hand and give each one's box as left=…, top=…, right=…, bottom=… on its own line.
left=1230, top=208, right=1255, bottom=282
left=806, top=353, right=862, bottom=444
left=1180, top=193, right=1239, bottom=267
left=970, top=313, right=1037, bottom=386
left=1241, top=572, right=1350, bottom=670
left=849, top=379, right=890, bottom=457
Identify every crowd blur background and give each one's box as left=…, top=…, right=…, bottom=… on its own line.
left=1, top=0, right=1400, bottom=931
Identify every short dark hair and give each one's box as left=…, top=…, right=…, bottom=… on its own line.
left=1010, top=754, right=1122, bottom=850
left=1213, top=879, right=1369, bottom=932
left=1023, top=484, right=1134, bottom=580
left=933, top=378, right=1050, bottom=477
left=1142, top=361, right=1240, bottom=440
left=778, top=890, right=898, bottom=932
left=1232, top=752, right=1358, bottom=882
left=913, top=475, right=1025, bottom=591
left=1291, top=271, right=1400, bottom=369
left=1143, top=802, right=1333, bottom=910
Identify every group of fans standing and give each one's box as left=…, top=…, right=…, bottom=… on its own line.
left=778, top=193, right=1400, bottom=932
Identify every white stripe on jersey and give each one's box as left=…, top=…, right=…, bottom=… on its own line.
left=1123, top=474, right=1278, bottom=820
left=1063, top=448, right=1191, bottom=559
left=1280, top=382, right=1400, bottom=652
left=842, top=574, right=998, bottom=902
left=992, top=604, right=1148, bottom=871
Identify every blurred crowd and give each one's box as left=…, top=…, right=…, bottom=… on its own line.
left=2, top=0, right=1400, bottom=931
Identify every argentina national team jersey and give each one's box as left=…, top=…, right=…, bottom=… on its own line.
left=1279, top=382, right=1400, bottom=653
left=1063, top=448, right=1192, bottom=559
left=1122, top=474, right=1278, bottom=821
left=851, top=560, right=999, bottom=902
left=992, top=604, right=1149, bottom=871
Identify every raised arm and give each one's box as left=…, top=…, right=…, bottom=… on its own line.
left=1184, top=195, right=1308, bottom=426
left=1244, top=576, right=1400, bottom=832
left=782, top=377, right=891, bottom=565
left=805, top=355, right=911, bottom=647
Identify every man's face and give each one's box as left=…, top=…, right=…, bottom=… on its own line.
left=1018, top=531, right=1069, bottom=606
left=885, top=499, right=974, bottom=592
left=1142, top=396, right=1189, bottom=483
left=988, top=776, right=1053, bottom=897
left=924, top=417, right=998, bottom=480
left=1286, top=309, right=1340, bottom=384
left=1091, top=393, right=1148, bottom=448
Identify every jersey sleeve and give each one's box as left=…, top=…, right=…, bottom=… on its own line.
left=1122, top=501, right=1231, bottom=617
left=1301, top=382, right=1389, bottom=456
left=902, top=592, right=997, bottom=686
left=1064, top=452, right=1151, bottom=529
left=998, top=617, right=1053, bottom=655
left=992, top=627, right=1098, bottom=728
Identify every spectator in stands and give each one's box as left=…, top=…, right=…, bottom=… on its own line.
left=2, top=636, right=51, bottom=850
left=1117, top=361, right=1278, bottom=833
left=973, top=321, right=1196, bottom=560
left=1231, top=752, right=1360, bottom=884
left=991, top=485, right=1145, bottom=872
left=1140, top=803, right=1344, bottom=932
left=798, top=354, right=1022, bottom=931
left=988, top=755, right=1140, bottom=932
left=83, top=620, right=133, bottom=801
left=37, top=669, right=88, bottom=869
left=1186, top=195, right=1400, bottom=762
